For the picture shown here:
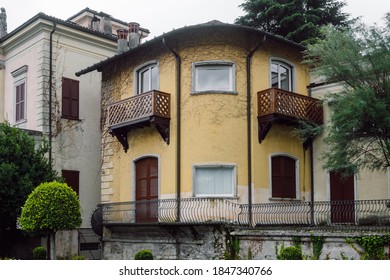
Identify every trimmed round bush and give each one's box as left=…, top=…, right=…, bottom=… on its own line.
left=277, top=246, right=303, bottom=260
left=32, top=246, right=47, bottom=260
left=134, top=250, right=153, bottom=260
left=19, top=181, right=82, bottom=233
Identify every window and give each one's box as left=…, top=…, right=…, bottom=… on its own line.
left=192, top=61, right=236, bottom=93
left=271, top=60, right=293, bottom=91
left=62, top=77, right=79, bottom=119
left=271, top=155, right=297, bottom=199
left=193, top=165, right=236, bottom=197
left=135, top=62, right=159, bottom=94
left=62, top=170, right=80, bottom=196
left=11, top=65, right=28, bottom=123
left=15, top=82, right=26, bottom=122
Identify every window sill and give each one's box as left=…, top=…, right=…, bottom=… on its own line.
left=61, top=116, right=81, bottom=121
left=269, top=197, right=300, bottom=202
left=193, top=195, right=238, bottom=200
left=191, top=90, right=238, bottom=95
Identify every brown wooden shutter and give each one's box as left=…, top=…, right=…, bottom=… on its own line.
left=62, top=77, right=79, bottom=119
left=62, top=170, right=80, bottom=196
left=15, top=83, right=25, bottom=121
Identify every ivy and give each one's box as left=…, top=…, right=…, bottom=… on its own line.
left=310, top=236, right=326, bottom=260
left=346, top=235, right=390, bottom=260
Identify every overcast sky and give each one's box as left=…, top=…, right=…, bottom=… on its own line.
left=1, top=0, right=389, bottom=38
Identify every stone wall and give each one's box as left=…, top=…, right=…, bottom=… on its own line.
left=101, top=225, right=390, bottom=260
left=102, top=225, right=230, bottom=260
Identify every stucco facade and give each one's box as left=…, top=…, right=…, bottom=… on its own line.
left=77, top=21, right=390, bottom=260
left=0, top=8, right=148, bottom=258
left=310, top=79, right=390, bottom=202
left=93, top=23, right=313, bottom=207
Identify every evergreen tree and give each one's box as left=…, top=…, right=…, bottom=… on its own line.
left=0, top=122, right=58, bottom=257
left=235, top=0, right=350, bottom=44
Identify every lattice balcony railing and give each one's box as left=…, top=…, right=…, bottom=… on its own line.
left=107, top=90, right=171, bottom=151
left=108, top=90, right=170, bottom=128
left=257, top=88, right=323, bottom=124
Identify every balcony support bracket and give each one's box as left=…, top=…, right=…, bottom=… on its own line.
left=110, top=128, right=129, bottom=153
left=151, top=116, right=170, bottom=145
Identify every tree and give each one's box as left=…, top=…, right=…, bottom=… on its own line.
left=304, top=15, right=390, bottom=174
left=19, top=181, right=82, bottom=260
left=0, top=122, right=58, bottom=257
left=235, top=0, right=350, bottom=44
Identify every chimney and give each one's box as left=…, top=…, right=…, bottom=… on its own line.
left=0, top=8, right=7, bottom=38
left=100, top=15, right=112, bottom=35
left=116, top=29, right=129, bottom=54
left=91, top=16, right=100, bottom=32
left=128, top=22, right=140, bottom=49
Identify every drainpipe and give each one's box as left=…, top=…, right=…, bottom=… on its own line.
left=306, top=82, right=325, bottom=225
left=49, top=22, right=56, bottom=166
left=162, top=38, right=182, bottom=222
left=246, top=36, right=265, bottom=226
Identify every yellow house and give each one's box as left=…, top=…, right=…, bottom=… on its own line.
left=75, top=21, right=339, bottom=259
left=77, top=21, right=390, bottom=260
left=78, top=21, right=322, bottom=223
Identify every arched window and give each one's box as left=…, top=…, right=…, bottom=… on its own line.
left=271, top=155, right=297, bottom=199
left=271, top=60, right=293, bottom=91
left=135, top=62, right=159, bottom=94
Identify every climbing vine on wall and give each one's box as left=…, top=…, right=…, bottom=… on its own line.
left=346, top=234, right=390, bottom=260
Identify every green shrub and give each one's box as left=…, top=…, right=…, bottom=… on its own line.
left=134, top=250, right=153, bottom=260
left=32, top=246, right=47, bottom=260
left=276, top=244, right=303, bottom=260
left=72, top=255, right=87, bottom=260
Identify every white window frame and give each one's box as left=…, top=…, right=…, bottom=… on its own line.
left=11, top=65, right=28, bottom=124
left=192, top=60, right=236, bottom=94
left=193, top=164, right=237, bottom=197
left=268, top=153, right=300, bottom=200
left=269, top=58, right=295, bottom=92
left=134, top=61, right=159, bottom=95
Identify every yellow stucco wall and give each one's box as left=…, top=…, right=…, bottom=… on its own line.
left=101, top=30, right=312, bottom=204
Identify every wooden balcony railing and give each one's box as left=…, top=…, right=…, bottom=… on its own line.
left=257, top=88, right=323, bottom=142
left=107, top=90, right=171, bottom=152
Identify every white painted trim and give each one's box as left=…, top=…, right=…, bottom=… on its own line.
left=269, top=57, right=296, bottom=92
left=132, top=154, right=161, bottom=202
left=268, top=153, right=300, bottom=200
left=192, top=162, right=237, bottom=198
left=133, top=60, right=160, bottom=95
left=191, top=60, right=237, bottom=94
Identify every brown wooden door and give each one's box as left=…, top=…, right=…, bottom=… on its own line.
left=271, top=156, right=296, bottom=198
left=135, top=157, right=158, bottom=222
left=330, top=171, right=355, bottom=223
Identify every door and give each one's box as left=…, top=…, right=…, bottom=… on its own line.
left=330, top=171, right=355, bottom=223
left=135, top=157, right=158, bottom=222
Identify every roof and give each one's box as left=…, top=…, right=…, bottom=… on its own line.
left=0, top=12, right=118, bottom=43
left=76, top=20, right=305, bottom=77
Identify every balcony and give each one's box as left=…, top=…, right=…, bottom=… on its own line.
left=107, top=90, right=171, bottom=152
left=95, top=198, right=390, bottom=231
left=257, top=88, right=323, bottom=143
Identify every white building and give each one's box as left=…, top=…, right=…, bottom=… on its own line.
left=0, top=7, right=148, bottom=259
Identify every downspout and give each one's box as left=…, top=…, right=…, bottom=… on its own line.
left=246, top=36, right=265, bottom=226
left=162, top=38, right=182, bottom=222
left=306, top=82, right=325, bottom=225
left=49, top=22, right=56, bottom=166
